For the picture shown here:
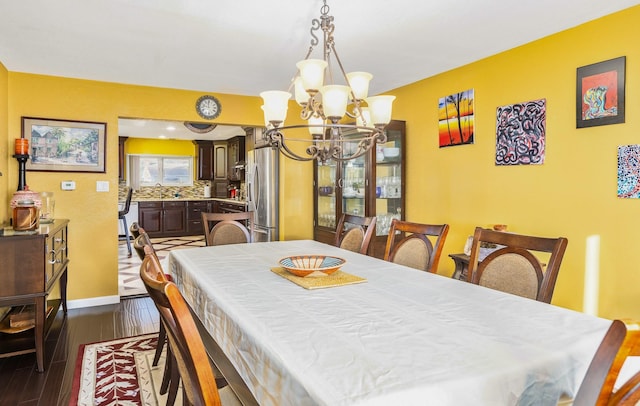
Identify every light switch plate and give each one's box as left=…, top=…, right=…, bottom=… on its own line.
left=61, top=181, right=76, bottom=190
left=96, top=181, right=109, bottom=192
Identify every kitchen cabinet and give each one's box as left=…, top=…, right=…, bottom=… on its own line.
left=138, top=201, right=186, bottom=237
left=227, top=136, right=246, bottom=181
left=213, top=142, right=228, bottom=197
left=217, top=200, right=246, bottom=214
left=313, top=120, right=405, bottom=258
left=187, top=200, right=210, bottom=235
left=194, top=140, right=214, bottom=180
left=0, top=219, right=69, bottom=372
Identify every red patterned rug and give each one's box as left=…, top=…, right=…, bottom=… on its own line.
left=69, top=333, right=180, bottom=406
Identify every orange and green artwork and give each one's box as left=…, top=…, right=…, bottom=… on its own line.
left=438, top=89, right=474, bottom=147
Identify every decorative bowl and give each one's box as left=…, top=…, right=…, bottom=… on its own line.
left=383, top=147, right=400, bottom=158
left=279, top=255, right=346, bottom=277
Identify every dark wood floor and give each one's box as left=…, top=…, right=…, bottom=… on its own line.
left=0, top=296, right=158, bottom=405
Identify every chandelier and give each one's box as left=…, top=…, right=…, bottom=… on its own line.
left=260, top=0, right=396, bottom=163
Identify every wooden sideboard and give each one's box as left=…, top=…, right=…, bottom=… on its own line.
left=0, top=219, right=69, bottom=372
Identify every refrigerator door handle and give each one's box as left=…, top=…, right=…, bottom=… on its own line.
left=247, top=162, right=258, bottom=212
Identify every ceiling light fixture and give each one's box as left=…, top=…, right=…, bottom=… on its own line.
left=184, top=122, right=217, bottom=134
left=260, top=0, right=395, bottom=163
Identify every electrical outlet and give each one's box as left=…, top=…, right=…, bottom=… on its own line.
left=61, top=181, right=76, bottom=190
left=96, top=181, right=109, bottom=192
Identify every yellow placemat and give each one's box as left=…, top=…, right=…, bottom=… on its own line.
left=271, top=267, right=366, bottom=290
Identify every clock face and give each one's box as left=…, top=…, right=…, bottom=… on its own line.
left=196, top=95, right=221, bottom=120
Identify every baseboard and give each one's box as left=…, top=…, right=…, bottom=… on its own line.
left=67, top=295, right=120, bottom=309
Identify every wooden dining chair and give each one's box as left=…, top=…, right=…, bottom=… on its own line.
left=140, top=246, right=240, bottom=406
left=201, top=211, right=253, bottom=246
left=131, top=225, right=151, bottom=261
left=334, top=214, right=377, bottom=255
left=572, top=319, right=640, bottom=406
left=135, top=239, right=180, bottom=406
left=467, top=227, right=568, bottom=303
left=383, top=219, right=449, bottom=273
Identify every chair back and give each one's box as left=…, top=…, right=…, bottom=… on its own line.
left=130, top=221, right=142, bottom=239
left=383, top=219, right=449, bottom=273
left=573, top=320, right=640, bottom=406
left=334, top=214, right=376, bottom=255
left=139, top=248, right=222, bottom=406
left=133, top=230, right=154, bottom=261
left=118, top=187, right=133, bottom=218
left=202, top=211, right=253, bottom=246
left=467, top=227, right=568, bottom=303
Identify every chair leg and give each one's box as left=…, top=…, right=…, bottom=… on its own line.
left=165, top=347, right=180, bottom=406
left=154, top=321, right=166, bottom=366
left=123, top=217, right=132, bottom=257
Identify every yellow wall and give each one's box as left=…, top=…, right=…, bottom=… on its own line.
left=390, top=6, right=640, bottom=319
left=125, top=138, right=196, bottom=156
left=0, top=62, right=7, bottom=220
left=2, top=74, right=312, bottom=302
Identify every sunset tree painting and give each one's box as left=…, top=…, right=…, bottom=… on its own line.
left=438, top=89, right=474, bottom=147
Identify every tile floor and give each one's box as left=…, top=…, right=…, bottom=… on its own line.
left=118, top=236, right=205, bottom=297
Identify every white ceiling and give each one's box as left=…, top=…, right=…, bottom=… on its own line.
left=2, top=1, right=639, bottom=139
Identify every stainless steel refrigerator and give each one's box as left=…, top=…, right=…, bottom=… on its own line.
left=246, top=146, right=279, bottom=242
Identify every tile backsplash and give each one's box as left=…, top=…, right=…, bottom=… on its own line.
left=118, top=180, right=244, bottom=200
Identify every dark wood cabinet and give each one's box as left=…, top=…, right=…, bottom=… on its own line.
left=138, top=201, right=186, bottom=237
left=138, top=201, right=162, bottom=234
left=217, top=200, right=246, bottom=214
left=139, top=199, right=247, bottom=237
left=163, top=201, right=187, bottom=235
left=195, top=140, right=214, bottom=180
left=227, top=136, right=246, bottom=181
left=0, top=219, right=69, bottom=372
left=313, top=120, right=406, bottom=258
left=213, top=142, right=228, bottom=197
left=187, top=200, right=210, bottom=235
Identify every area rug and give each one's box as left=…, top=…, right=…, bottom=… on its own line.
left=69, top=333, right=182, bottom=406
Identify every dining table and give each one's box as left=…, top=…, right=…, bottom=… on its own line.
left=166, top=239, right=611, bottom=406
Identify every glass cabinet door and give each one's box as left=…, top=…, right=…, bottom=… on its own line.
left=316, top=161, right=337, bottom=229
left=341, top=142, right=366, bottom=219
left=375, top=127, right=403, bottom=236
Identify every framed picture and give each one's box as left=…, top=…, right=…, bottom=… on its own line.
left=438, top=88, right=475, bottom=147
left=576, top=56, right=625, bottom=128
left=22, top=117, right=107, bottom=173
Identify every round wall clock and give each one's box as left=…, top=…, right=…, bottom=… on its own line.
left=195, top=95, right=221, bottom=120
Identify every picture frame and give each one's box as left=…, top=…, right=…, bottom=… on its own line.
left=576, top=56, right=625, bottom=128
left=22, top=117, right=107, bottom=173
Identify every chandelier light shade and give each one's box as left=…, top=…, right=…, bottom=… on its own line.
left=260, top=0, right=396, bottom=163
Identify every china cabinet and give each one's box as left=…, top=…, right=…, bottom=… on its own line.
left=313, top=120, right=405, bottom=258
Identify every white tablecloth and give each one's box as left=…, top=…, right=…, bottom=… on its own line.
left=167, top=240, right=611, bottom=406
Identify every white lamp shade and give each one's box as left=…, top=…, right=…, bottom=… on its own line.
left=366, top=95, right=396, bottom=125
left=320, top=85, right=350, bottom=119
left=296, top=59, right=328, bottom=92
left=294, top=77, right=310, bottom=106
left=346, top=72, right=373, bottom=100
left=260, top=91, right=291, bottom=123
left=308, top=115, right=325, bottom=136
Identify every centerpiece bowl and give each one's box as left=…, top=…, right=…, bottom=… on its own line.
left=279, top=255, right=346, bottom=277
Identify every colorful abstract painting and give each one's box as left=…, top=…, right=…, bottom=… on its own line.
left=617, top=145, right=640, bottom=199
left=495, top=99, right=546, bottom=166
left=438, top=89, right=474, bottom=147
left=576, top=56, right=625, bottom=128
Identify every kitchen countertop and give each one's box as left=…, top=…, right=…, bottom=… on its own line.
left=131, top=197, right=247, bottom=204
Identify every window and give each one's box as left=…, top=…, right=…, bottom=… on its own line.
left=128, top=154, right=193, bottom=187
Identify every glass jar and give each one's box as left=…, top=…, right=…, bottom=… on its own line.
left=40, top=191, right=55, bottom=223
